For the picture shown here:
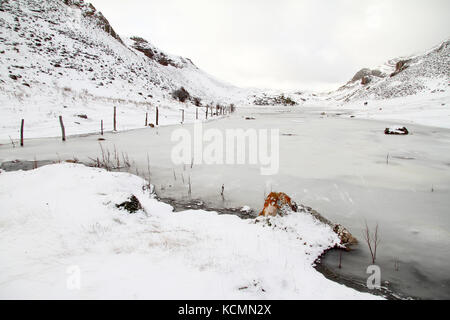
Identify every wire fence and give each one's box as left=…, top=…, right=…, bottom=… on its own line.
left=14, top=104, right=236, bottom=147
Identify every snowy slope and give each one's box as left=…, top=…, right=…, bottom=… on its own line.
left=331, top=40, right=450, bottom=103
left=0, top=0, right=247, bottom=139
left=0, top=163, right=380, bottom=299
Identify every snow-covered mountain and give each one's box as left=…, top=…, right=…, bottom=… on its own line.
left=330, top=40, right=450, bottom=102
left=0, top=0, right=247, bottom=138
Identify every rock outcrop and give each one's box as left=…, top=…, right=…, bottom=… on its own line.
left=116, top=195, right=144, bottom=214
left=259, top=192, right=298, bottom=217
left=259, top=192, right=357, bottom=245
left=390, top=59, right=410, bottom=77
left=253, top=94, right=298, bottom=106
left=130, top=36, right=182, bottom=68
left=385, top=126, right=409, bottom=135
left=361, top=76, right=371, bottom=85
left=351, top=68, right=385, bottom=82
left=333, top=224, right=358, bottom=245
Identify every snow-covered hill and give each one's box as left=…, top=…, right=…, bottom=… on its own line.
left=0, top=0, right=247, bottom=139
left=300, top=39, right=450, bottom=129
left=330, top=40, right=450, bottom=103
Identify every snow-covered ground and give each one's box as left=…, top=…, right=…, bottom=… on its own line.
left=322, top=91, right=450, bottom=129
left=0, top=163, right=378, bottom=299
left=0, top=96, right=220, bottom=141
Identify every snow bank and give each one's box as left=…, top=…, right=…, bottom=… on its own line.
left=0, top=163, right=378, bottom=299
left=344, top=92, right=450, bottom=129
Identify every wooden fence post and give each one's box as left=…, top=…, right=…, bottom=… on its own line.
left=156, top=107, right=159, bottom=126
left=181, top=109, right=185, bottom=124
left=196, top=108, right=198, bottom=120
left=59, top=116, right=66, bottom=142
left=20, top=119, right=24, bottom=147
left=101, top=120, right=103, bottom=135
left=145, top=112, right=148, bottom=126
left=113, top=107, right=117, bottom=131
left=206, top=106, right=208, bottom=119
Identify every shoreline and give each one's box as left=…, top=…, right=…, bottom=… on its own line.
left=313, top=249, right=407, bottom=300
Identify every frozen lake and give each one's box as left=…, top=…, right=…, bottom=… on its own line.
left=1, top=106, right=449, bottom=299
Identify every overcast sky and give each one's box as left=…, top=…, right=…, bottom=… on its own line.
left=88, top=0, right=450, bottom=91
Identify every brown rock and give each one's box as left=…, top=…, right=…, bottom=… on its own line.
left=390, top=59, right=410, bottom=77
left=361, top=76, right=371, bottom=85
left=333, top=224, right=358, bottom=245
left=259, top=192, right=297, bottom=217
